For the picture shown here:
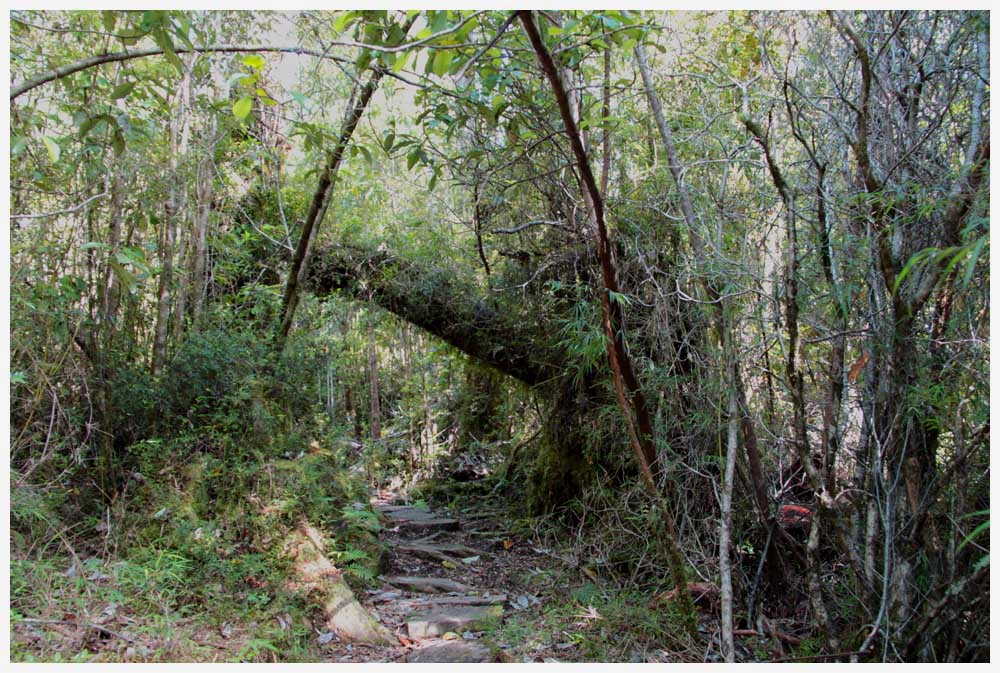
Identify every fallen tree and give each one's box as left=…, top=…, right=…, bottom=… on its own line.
left=306, top=244, right=566, bottom=387
left=284, top=521, right=393, bottom=644
left=305, top=243, right=614, bottom=510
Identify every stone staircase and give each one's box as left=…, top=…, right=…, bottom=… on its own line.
left=370, top=493, right=506, bottom=663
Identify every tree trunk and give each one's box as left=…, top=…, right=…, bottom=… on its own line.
left=152, top=71, right=190, bottom=374
left=720, top=365, right=739, bottom=662
left=151, top=197, right=176, bottom=375
left=368, top=313, right=381, bottom=444
left=276, top=18, right=416, bottom=350
left=520, top=10, right=692, bottom=624
left=190, top=121, right=215, bottom=327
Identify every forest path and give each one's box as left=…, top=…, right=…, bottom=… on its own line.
left=325, top=488, right=544, bottom=662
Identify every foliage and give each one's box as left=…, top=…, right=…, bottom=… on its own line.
left=9, top=8, right=991, bottom=663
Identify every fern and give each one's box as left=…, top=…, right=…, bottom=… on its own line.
left=335, top=547, right=370, bottom=564
left=329, top=544, right=379, bottom=584
left=343, top=563, right=378, bottom=583
left=340, top=506, right=382, bottom=532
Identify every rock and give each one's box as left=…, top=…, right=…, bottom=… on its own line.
left=398, top=594, right=507, bottom=607
left=404, top=640, right=493, bottom=663
left=385, top=576, right=472, bottom=593
left=406, top=604, right=503, bottom=639
left=398, top=542, right=485, bottom=562
left=386, top=508, right=460, bottom=532
left=375, top=504, right=419, bottom=512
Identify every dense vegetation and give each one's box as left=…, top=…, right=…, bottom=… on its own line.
left=9, top=9, right=990, bottom=662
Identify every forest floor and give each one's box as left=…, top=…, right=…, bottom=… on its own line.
left=319, top=485, right=702, bottom=663
left=10, top=478, right=707, bottom=663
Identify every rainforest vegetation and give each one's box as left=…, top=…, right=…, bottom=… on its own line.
left=8, top=9, right=990, bottom=663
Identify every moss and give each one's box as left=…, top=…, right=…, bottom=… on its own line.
left=526, top=380, right=604, bottom=514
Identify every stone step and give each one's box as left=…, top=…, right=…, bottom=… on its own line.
left=397, top=542, right=485, bottom=562
left=375, top=504, right=418, bottom=512
left=386, top=508, right=441, bottom=521
left=394, top=518, right=461, bottom=533
left=384, top=508, right=460, bottom=532
left=404, top=640, right=494, bottom=663
left=406, top=604, right=504, bottom=639
left=385, top=576, right=472, bottom=594
left=398, top=594, right=508, bottom=607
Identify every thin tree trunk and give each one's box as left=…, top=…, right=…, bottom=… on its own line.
left=190, top=120, right=215, bottom=327
left=152, top=71, right=191, bottom=374
left=276, top=18, right=415, bottom=350
left=635, top=42, right=773, bottom=516
left=346, top=384, right=362, bottom=442
left=720, top=358, right=740, bottom=662
left=520, top=11, right=693, bottom=624
left=368, top=313, right=381, bottom=443
left=600, top=41, right=612, bottom=196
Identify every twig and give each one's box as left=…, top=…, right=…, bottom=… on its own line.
left=11, top=192, right=108, bottom=220
left=455, top=12, right=518, bottom=82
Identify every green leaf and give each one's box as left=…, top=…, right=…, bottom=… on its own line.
left=102, top=10, right=116, bottom=33
left=333, top=11, right=357, bottom=34
left=406, top=147, right=421, bottom=170
left=227, top=72, right=252, bottom=88
left=110, top=261, right=138, bottom=293
left=392, top=52, right=410, bottom=73
left=12, top=136, right=29, bottom=157
left=608, top=289, right=634, bottom=307
left=382, top=131, right=395, bottom=152
left=151, top=26, right=184, bottom=75
left=41, top=136, right=61, bottom=164
left=112, top=130, right=126, bottom=156
left=241, top=54, right=265, bottom=70
left=78, top=114, right=113, bottom=138
left=962, top=235, right=987, bottom=288
left=110, top=81, right=136, bottom=99
left=959, top=519, right=989, bottom=552
left=893, top=247, right=934, bottom=295
left=431, top=50, right=452, bottom=77
left=233, top=96, right=253, bottom=121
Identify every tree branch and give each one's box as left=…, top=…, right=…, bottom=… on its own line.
left=11, top=192, right=108, bottom=220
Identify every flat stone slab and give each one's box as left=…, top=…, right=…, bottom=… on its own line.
left=385, top=508, right=460, bottom=532
left=385, top=576, right=472, bottom=593
left=404, top=640, right=493, bottom=663
left=398, top=542, right=484, bottom=562
left=387, top=508, right=440, bottom=521
left=376, top=504, right=419, bottom=512
left=399, top=594, right=507, bottom=607
left=395, top=518, right=461, bottom=532
left=406, top=604, right=503, bottom=639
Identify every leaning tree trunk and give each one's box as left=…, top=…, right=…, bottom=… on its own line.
left=519, top=10, right=693, bottom=624
left=276, top=17, right=416, bottom=350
